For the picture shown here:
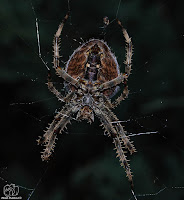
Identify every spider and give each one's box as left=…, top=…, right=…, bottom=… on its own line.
left=37, top=13, right=136, bottom=189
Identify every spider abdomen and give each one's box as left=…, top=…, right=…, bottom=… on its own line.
left=65, top=39, right=120, bottom=98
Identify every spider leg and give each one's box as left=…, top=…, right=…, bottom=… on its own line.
left=103, top=20, right=133, bottom=108
left=97, top=74, right=124, bottom=91
left=100, top=104, right=136, bottom=154
left=53, top=13, right=80, bottom=88
left=117, top=20, right=133, bottom=78
left=55, top=67, right=80, bottom=88
left=37, top=105, right=78, bottom=161
left=47, top=70, right=75, bottom=102
left=111, top=81, right=129, bottom=108
left=100, top=80, right=128, bottom=109
left=93, top=106, right=134, bottom=189
left=113, top=136, right=134, bottom=189
left=96, top=20, right=133, bottom=89
left=47, top=70, right=65, bottom=102
left=53, top=12, right=69, bottom=69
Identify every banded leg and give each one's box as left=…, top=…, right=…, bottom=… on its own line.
left=113, top=137, right=134, bottom=189
left=111, top=81, right=129, bottom=108
left=37, top=105, right=78, bottom=161
left=56, top=67, right=80, bottom=88
left=53, top=12, right=69, bottom=69
left=47, top=70, right=65, bottom=102
left=117, top=20, right=133, bottom=78
left=53, top=13, right=80, bottom=88
left=95, top=74, right=127, bottom=108
left=109, top=20, right=133, bottom=108
left=37, top=107, right=65, bottom=145
left=100, top=104, right=136, bottom=155
left=94, top=106, right=134, bottom=189
left=47, top=70, right=75, bottom=102
left=101, top=85, right=129, bottom=109
left=98, top=74, right=124, bottom=91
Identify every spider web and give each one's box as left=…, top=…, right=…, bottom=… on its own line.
left=0, top=0, right=184, bottom=199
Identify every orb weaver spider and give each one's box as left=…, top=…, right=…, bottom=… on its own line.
left=37, top=13, right=136, bottom=190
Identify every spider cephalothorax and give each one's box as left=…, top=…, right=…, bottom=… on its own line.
left=37, top=13, right=136, bottom=189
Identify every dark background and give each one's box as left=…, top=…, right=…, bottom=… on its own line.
left=0, top=0, right=184, bottom=199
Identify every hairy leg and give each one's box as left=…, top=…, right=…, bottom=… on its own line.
left=104, top=20, right=133, bottom=108
left=53, top=13, right=69, bottom=69
left=47, top=70, right=75, bottom=102
left=100, top=104, right=136, bottom=154
left=47, top=70, right=65, bottom=102
left=111, top=81, right=129, bottom=108
left=53, top=13, right=80, bottom=88
left=101, top=85, right=129, bottom=109
left=117, top=20, right=133, bottom=78
left=56, top=67, right=80, bottom=87
left=94, top=106, right=134, bottom=189
left=37, top=105, right=78, bottom=161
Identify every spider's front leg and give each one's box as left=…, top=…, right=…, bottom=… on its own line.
left=117, top=19, right=133, bottom=78
left=99, top=19, right=133, bottom=108
left=53, top=12, right=80, bottom=88
left=93, top=106, right=134, bottom=189
left=110, top=19, right=133, bottom=108
left=55, top=67, right=80, bottom=88
left=37, top=105, right=78, bottom=161
left=53, top=12, right=69, bottom=69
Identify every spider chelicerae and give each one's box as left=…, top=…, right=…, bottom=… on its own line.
left=37, top=13, right=136, bottom=189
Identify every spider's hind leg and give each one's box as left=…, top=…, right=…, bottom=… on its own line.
left=102, top=105, right=136, bottom=155
left=94, top=106, right=134, bottom=189
left=38, top=105, right=78, bottom=161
